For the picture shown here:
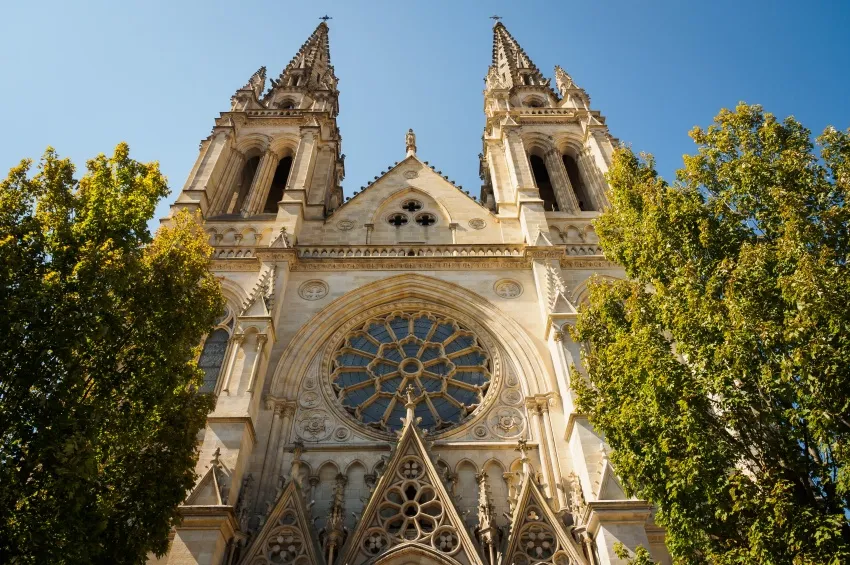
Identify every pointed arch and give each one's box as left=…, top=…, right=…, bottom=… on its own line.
left=369, top=186, right=454, bottom=226
left=268, top=274, right=550, bottom=404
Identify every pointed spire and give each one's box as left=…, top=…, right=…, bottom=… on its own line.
left=240, top=66, right=266, bottom=98
left=555, top=64, right=591, bottom=107
left=489, top=22, right=549, bottom=90
left=270, top=22, right=337, bottom=93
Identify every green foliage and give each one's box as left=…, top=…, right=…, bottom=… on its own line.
left=0, top=144, right=223, bottom=564
left=615, top=542, right=656, bottom=564
left=571, top=104, right=850, bottom=564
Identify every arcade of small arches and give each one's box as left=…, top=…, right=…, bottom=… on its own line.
left=279, top=455, right=522, bottom=538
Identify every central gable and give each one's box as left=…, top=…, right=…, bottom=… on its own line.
left=305, top=155, right=502, bottom=246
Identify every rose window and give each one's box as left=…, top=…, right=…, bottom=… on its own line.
left=332, top=312, right=491, bottom=433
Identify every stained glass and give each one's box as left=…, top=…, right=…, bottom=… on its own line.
left=331, top=313, right=491, bottom=433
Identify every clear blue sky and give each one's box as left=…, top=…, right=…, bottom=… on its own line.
left=1, top=0, right=848, bottom=233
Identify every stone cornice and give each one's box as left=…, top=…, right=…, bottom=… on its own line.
left=208, top=243, right=614, bottom=272
left=581, top=500, right=653, bottom=538
left=205, top=416, right=257, bottom=446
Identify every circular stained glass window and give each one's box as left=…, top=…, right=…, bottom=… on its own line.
left=331, top=312, right=491, bottom=433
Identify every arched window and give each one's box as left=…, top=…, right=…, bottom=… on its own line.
left=263, top=156, right=293, bottom=213
left=230, top=156, right=260, bottom=214
left=562, top=154, right=593, bottom=211
left=198, top=328, right=229, bottom=393
left=529, top=154, right=559, bottom=212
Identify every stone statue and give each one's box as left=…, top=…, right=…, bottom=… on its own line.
left=405, top=128, right=417, bottom=155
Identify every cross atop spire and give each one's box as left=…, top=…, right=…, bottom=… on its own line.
left=488, top=21, right=549, bottom=91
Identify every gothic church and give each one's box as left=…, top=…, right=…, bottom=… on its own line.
left=155, top=20, right=672, bottom=565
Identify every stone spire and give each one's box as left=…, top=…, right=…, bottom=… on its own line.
left=488, top=22, right=549, bottom=90
left=241, top=66, right=267, bottom=98
left=554, top=65, right=591, bottom=108
left=269, top=22, right=337, bottom=93
left=230, top=66, right=267, bottom=110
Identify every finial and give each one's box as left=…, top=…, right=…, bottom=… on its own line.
left=405, top=128, right=417, bottom=156
left=402, top=385, right=419, bottom=428
left=319, top=14, right=332, bottom=22
left=211, top=447, right=222, bottom=467
left=490, top=15, right=502, bottom=23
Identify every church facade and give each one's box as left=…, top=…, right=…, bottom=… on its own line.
left=155, top=21, right=672, bottom=565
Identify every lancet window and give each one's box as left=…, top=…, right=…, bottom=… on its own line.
left=529, top=154, right=559, bottom=212
left=562, top=154, right=593, bottom=211
left=264, top=156, right=294, bottom=213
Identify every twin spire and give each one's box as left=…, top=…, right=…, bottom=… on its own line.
left=234, top=20, right=583, bottom=104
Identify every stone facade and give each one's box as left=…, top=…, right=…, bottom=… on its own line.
left=154, top=21, right=672, bottom=565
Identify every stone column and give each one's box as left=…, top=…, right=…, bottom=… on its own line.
left=365, top=223, right=374, bottom=244
left=539, top=398, right=568, bottom=510
left=269, top=402, right=297, bottom=494
left=544, top=148, right=580, bottom=213
left=526, top=399, right=556, bottom=499
left=245, top=335, right=268, bottom=396
left=210, top=150, right=245, bottom=214
left=449, top=222, right=458, bottom=243
left=219, top=333, right=244, bottom=396
left=242, top=149, right=279, bottom=216
left=253, top=401, right=285, bottom=512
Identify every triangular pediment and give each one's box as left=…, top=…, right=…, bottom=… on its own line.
left=503, top=478, right=588, bottom=565
left=238, top=480, right=324, bottom=565
left=339, top=421, right=484, bottom=565
left=185, top=464, right=224, bottom=506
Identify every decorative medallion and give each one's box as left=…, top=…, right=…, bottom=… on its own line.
left=334, top=427, right=351, bottom=441
left=299, top=391, right=320, bottom=409
left=298, top=280, right=328, bottom=301
left=330, top=311, right=491, bottom=434
left=295, top=409, right=334, bottom=441
left=473, top=425, right=489, bottom=439
left=494, top=279, right=523, bottom=299
left=468, top=218, right=486, bottom=230
left=303, top=377, right=317, bottom=390
left=501, top=389, right=523, bottom=406
left=487, top=406, right=526, bottom=438
left=403, top=170, right=419, bottom=179
left=337, top=220, right=355, bottom=231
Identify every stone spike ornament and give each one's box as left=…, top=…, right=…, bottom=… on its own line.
left=270, top=21, right=337, bottom=93
left=489, top=21, right=550, bottom=90
left=239, top=65, right=267, bottom=99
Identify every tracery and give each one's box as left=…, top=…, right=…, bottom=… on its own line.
left=331, top=312, right=491, bottom=433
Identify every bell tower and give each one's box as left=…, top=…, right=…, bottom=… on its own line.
left=479, top=21, right=616, bottom=241
left=170, top=21, right=344, bottom=238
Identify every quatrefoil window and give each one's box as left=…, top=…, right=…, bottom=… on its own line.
left=332, top=312, right=491, bottom=433
left=401, top=199, right=423, bottom=212
left=415, top=213, right=437, bottom=227
left=387, top=213, right=409, bottom=227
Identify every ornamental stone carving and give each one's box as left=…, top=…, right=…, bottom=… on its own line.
left=403, top=169, right=419, bottom=179
left=501, top=389, right=523, bottom=406
left=298, top=280, right=328, bottom=301
left=494, top=279, right=523, bottom=299
left=487, top=406, right=526, bottom=438
left=473, top=425, right=489, bottom=439
left=295, top=409, right=334, bottom=441
left=337, top=220, right=355, bottom=231
left=333, top=427, right=351, bottom=441
left=468, top=218, right=486, bottom=230
left=298, top=391, right=321, bottom=409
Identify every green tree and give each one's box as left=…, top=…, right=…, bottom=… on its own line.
left=571, top=104, right=850, bottom=564
left=0, top=144, right=223, bottom=564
